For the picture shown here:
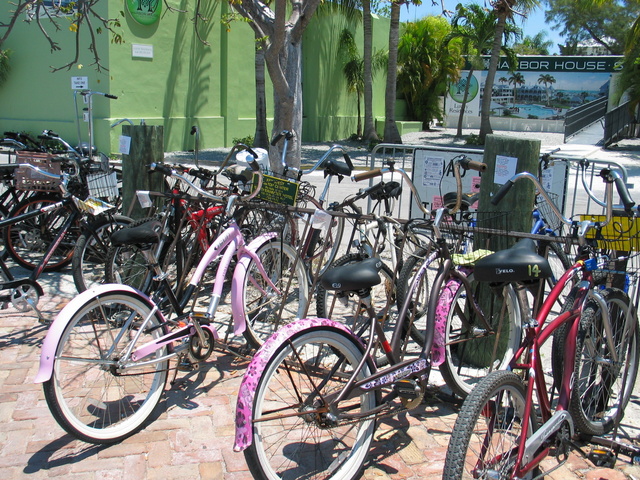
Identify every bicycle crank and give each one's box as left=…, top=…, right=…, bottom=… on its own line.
left=11, top=283, right=44, bottom=320
left=393, top=378, right=425, bottom=409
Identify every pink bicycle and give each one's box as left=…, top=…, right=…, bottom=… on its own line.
left=34, top=161, right=309, bottom=444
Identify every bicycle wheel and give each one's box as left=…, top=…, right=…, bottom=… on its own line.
left=439, top=276, right=525, bottom=398
left=3, top=192, right=78, bottom=271
left=42, top=289, right=169, bottom=444
left=570, top=287, right=639, bottom=435
left=242, top=240, right=309, bottom=348
left=443, top=370, right=536, bottom=480
left=72, top=214, right=134, bottom=292
left=244, top=327, right=377, bottom=480
left=105, top=217, right=164, bottom=293
left=395, top=243, right=440, bottom=346
left=303, top=206, right=345, bottom=279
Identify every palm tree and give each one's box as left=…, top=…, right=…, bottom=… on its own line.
left=383, top=0, right=403, bottom=144
left=508, top=71, right=525, bottom=104
left=337, top=29, right=386, bottom=139
left=362, top=0, right=379, bottom=142
left=537, top=73, right=556, bottom=106
left=448, top=3, right=518, bottom=137
left=479, top=0, right=540, bottom=143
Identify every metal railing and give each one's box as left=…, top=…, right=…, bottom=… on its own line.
left=603, top=101, right=638, bottom=147
left=564, top=96, right=608, bottom=142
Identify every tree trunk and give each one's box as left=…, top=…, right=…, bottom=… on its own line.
left=456, top=68, right=475, bottom=137
left=479, top=15, right=507, bottom=143
left=266, top=38, right=303, bottom=171
left=383, top=2, right=402, bottom=144
left=362, top=0, right=379, bottom=142
left=253, top=39, right=269, bottom=149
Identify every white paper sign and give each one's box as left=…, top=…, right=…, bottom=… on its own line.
left=119, top=135, right=132, bottom=155
left=422, top=156, right=445, bottom=188
left=494, top=155, right=518, bottom=185
left=136, top=191, right=152, bottom=209
left=71, top=76, right=89, bottom=90
left=132, top=44, right=154, bottom=59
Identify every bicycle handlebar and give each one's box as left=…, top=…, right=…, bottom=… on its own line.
left=270, top=129, right=354, bottom=177
left=149, top=162, right=264, bottom=204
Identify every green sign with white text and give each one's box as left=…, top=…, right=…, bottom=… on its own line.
left=126, top=0, right=161, bottom=26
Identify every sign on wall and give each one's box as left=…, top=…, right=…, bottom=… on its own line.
left=446, top=55, right=624, bottom=125
left=125, top=0, right=162, bottom=26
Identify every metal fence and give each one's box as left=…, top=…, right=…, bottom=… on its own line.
left=564, top=96, right=608, bottom=143
left=603, top=101, right=639, bottom=147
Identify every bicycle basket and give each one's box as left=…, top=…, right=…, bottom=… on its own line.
left=580, top=214, right=640, bottom=252
left=535, top=193, right=563, bottom=234
left=14, top=151, right=62, bottom=192
left=86, top=170, right=119, bottom=200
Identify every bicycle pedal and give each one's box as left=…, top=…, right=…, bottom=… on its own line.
left=588, top=447, right=617, bottom=468
left=393, top=379, right=424, bottom=409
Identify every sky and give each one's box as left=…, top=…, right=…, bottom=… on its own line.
left=399, top=1, right=564, bottom=55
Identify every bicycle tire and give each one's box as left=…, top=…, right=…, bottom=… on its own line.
left=439, top=276, right=525, bottom=398
left=104, top=217, right=167, bottom=294
left=395, top=243, right=440, bottom=346
left=42, top=289, right=169, bottom=444
left=244, top=327, right=377, bottom=480
left=443, top=370, right=537, bottom=480
left=570, top=287, right=639, bottom=435
left=71, top=214, right=134, bottom=292
left=241, top=240, right=309, bottom=348
left=3, top=192, right=78, bottom=271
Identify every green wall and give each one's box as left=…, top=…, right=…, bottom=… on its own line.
left=0, top=1, right=395, bottom=154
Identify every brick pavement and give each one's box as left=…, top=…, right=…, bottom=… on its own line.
left=2, top=268, right=640, bottom=480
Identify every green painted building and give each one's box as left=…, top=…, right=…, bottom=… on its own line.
left=0, top=1, right=417, bottom=155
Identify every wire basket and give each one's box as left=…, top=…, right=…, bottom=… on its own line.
left=86, top=170, right=119, bottom=200
left=535, top=192, right=564, bottom=234
left=14, top=151, right=61, bottom=192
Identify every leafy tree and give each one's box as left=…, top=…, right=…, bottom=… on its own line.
left=0, top=48, right=9, bottom=87
left=397, top=16, right=462, bottom=130
left=512, top=31, right=554, bottom=54
left=337, top=29, right=386, bottom=138
left=619, top=15, right=640, bottom=111
left=479, top=0, right=540, bottom=143
left=544, top=0, right=640, bottom=54
left=537, top=73, right=556, bottom=106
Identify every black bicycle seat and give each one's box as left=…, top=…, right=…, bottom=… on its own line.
left=111, top=220, right=162, bottom=247
left=323, top=158, right=352, bottom=177
left=474, top=238, right=552, bottom=284
left=320, top=257, right=382, bottom=292
left=442, top=192, right=479, bottom=210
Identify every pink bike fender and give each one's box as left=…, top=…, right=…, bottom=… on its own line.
left=432, top=267, right=472, bottom=366
left=34, top=284, right=154, bottom=384
left=230, top=232, right=278, bottom=336
left=233, top=318, right=355, bottom=452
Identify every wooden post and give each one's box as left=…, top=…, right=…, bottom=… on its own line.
left=463, top=134, right=541, bottom=370
left=121, top=125, right=165, bottom=219
left=476, top=134, right=541, bottom=251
